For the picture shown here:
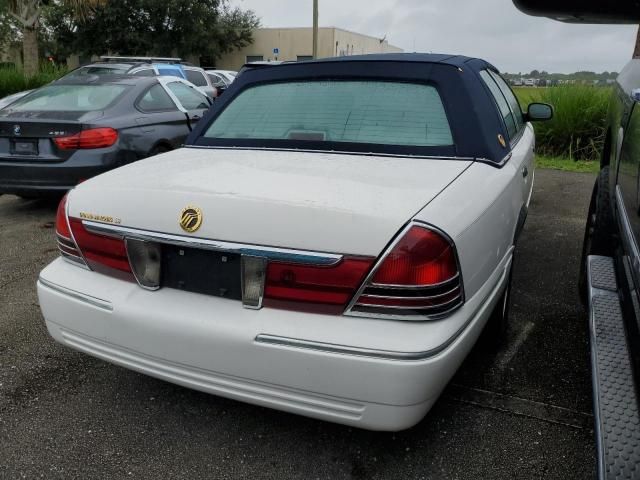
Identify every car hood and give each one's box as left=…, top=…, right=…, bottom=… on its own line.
left=68, top=148, right=472, bottom=256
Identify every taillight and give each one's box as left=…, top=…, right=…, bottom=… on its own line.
left=347, top=223, right=463, bottom=319
left=263, top=257, right=375, bottom=314
left=55, top=194, right=87, bottom=267
left=68, top=218, right=133, bottom=279
left=53, top=128, right=118, bottom=150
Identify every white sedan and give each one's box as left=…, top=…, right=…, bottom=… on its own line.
left=37, top=53, right=552, bottom=431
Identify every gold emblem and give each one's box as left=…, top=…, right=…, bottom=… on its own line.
left=179, top=206, right=203, bottom=233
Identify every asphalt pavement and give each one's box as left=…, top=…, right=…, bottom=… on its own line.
left=0, top=168, right=596, bottom=479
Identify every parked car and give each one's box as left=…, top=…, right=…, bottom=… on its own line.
left=0, top=74, right=211, bottom=197
left=205, top=69, right=235, bottom=96
left=37, top=53, right=552, bottom=431
left=0, top=57, right=218, bottom=109
left=512, top=0, right=640, bottom=478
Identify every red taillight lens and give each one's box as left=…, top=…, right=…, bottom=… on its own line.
left=68, top=218, right=132, bottom=277
left=55, top=194, right=87, bottom=266
left=371, top=226, right=457, bottom=286
left=263, top=257, right=375, bottom=314
left=54, top=128, right=118, bottom=150
left=348, top=224, right=463, bottom=319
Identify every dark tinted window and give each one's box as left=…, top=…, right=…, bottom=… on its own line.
left=205, top=81, right=453, bottom=146
left=489, top=71, right=524, bottom=133
left=137, top=84, right=177, bottom=111
left=480, top=70, right=517, bottom=139
left=167, top=82, right=209, bottom=110
left=185, top=69, right=208, bottom=87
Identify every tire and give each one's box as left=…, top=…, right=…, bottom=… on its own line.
left=480, top=261, right=513, bottom=349
left=578, top=166, right=615, bottom=305
left=148, top=144, right=171, bottom=158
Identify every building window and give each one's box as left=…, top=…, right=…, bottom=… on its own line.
left=297, top=56, right=313, bottom=62
left=246, top=55, right=264, bottom=63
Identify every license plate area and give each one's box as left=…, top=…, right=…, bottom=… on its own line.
left=10, top=139, right=38, bottom=156
left=161, top=245, right=242, bottom=300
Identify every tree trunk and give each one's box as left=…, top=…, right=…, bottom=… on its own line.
left=22, top=26, right=39, bottom=76
left=634, top=25, right=640, bottom=59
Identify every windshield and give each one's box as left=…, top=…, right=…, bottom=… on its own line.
left=8, top=84, right=128, bottom=112
left=204, top=80, right=453, bottom=147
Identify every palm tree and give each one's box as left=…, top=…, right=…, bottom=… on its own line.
left=5, top=0, right=103, bottom=76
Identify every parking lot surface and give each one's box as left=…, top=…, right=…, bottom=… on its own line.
left=0, top=168, right=595, bottom=479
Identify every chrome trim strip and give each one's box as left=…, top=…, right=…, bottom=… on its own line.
left=358, top=285, right=460, bottom=301
left=82, top=220, right=343, bottom=266
left=256, top=255, right=511, bottom=361
left=343, top=220, right=465, bottom=321
left=369, top=273, right=460, bottom=290
left=65, top=192, right=89, bottom=268
left=354, top=294, right=462, bottom=310
left=185, top=145, right=477, bottom=162
left=38, top=277, right=112, bottom=311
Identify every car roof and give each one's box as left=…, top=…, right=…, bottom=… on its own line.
left=55, top=74, right=158, bottom=86
left=242, top=53, right=496, bottom=72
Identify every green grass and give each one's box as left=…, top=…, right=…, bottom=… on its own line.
left=514, top=86, right=610, bottom=162
left=0, top=64, right=68, bottom=98
left=535, top=155, right=600, bottom=173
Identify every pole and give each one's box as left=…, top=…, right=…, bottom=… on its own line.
left=312, top=0, right=319, bottom=59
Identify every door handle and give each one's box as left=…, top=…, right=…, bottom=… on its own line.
left=522, top=166, right=529, bottom=178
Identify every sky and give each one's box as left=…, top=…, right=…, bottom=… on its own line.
left=231, top=0, right=638, bottom=74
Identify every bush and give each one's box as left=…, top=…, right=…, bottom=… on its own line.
left=0, top=64, right=68, bottom=99
left=515, top=86, right=610, bottom=161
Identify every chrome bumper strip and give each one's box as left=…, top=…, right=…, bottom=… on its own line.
left=82, top=220, right=343, bottom=266
left=38, top=277, right=113, bottom=311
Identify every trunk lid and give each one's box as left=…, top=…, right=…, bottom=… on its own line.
left=68, top=148, right=472, bottom=256
left=0, top=111, right=104, bottom=162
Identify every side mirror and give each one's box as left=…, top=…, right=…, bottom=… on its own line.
left=525, top=102, right=553, bottom=122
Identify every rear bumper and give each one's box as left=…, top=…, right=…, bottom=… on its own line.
left=586, top=255, right=640, bottom=479
left=0, top=150, right=120, bottom=195
left=38, top=254, right=510, bottom=431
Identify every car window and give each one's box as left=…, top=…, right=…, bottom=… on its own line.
left=7, top=84, right=127, bottom=112
left=207, top=73, right=227, bottom=88
left=480, top=70, right=517, bottom=139
left=167, top=82, right=209, bottom=110
left=184, top=70, right=208, bottom=87
left=133, top=69, right=156, bottom=77
left=617, top=103, right=640, bottom=245
left=136, top=84, right=177, bottom=112
left=205, top=80, right=453, bottom=147
left=489, top=71, right=524, bottom=133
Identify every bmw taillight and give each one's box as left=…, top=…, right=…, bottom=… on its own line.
left=53, top=128, right=118, bottom=150
left=346, top=223, right=463, bottom=319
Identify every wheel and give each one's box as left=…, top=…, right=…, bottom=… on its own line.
left=148, top=144, right=171, bottom=158
left=479, top=261, right=513, bottom=349
left=579, top=166, right=615, bottom=305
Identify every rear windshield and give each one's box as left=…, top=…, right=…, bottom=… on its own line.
left=204, top=81, right=453, bottom=147
left=66, top=66, right=129, bottom=77
left=8, top=84, right=128, bottom=112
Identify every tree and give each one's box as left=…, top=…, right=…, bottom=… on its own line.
left=43, top=0, right=259, bottom=61
left=1, top=0, right=103, bottom=75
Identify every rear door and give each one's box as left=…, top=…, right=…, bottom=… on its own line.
left=615, top=101, right=640, bottom=286
left=479, top=69, right=535, bottom=240
left=161, top=79, right=211, bottom=130
left=183, top=68, right=216, bottom=98
left=134, top=82, right=191, bottom=148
